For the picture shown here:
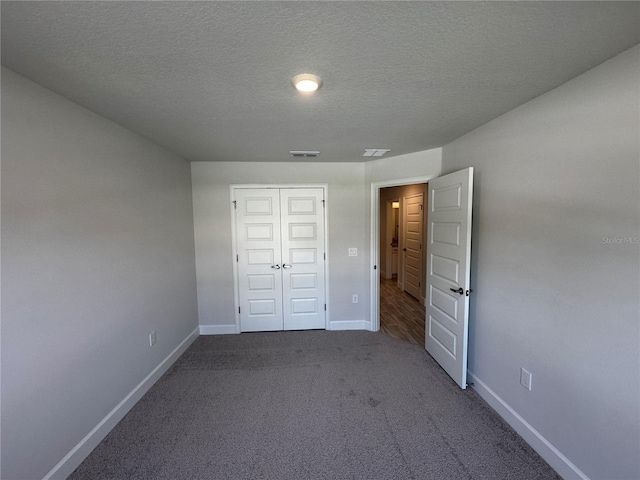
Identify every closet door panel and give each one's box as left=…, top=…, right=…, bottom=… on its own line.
left=280, top=188, right=326, bottom=330
left=236, top=189, right=283, bottom=332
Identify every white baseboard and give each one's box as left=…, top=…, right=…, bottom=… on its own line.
left=201, top=322, right=372, bottom=333
left=468, top=372, right=588, bottom=480
left=199, top=324, right=239, bottom=335
left=43, top=327, right=200, bottom=480
left=328, top=319, right=371, bottom=331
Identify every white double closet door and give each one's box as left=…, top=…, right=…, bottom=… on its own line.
left=235, top=187, right=326, bottom=332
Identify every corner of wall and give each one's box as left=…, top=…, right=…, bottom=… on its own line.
left=42, top=328, right=199, bottom=480
left=469, top=372, right=589, bottom=480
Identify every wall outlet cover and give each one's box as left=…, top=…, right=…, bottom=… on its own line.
left=348, top=248, right=357, bottom=256
left=520, top=367, right=532, bottom=391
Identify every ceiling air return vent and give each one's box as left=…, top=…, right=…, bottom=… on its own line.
left=363, top=148, right=391, bottom=157
left=290, top=151, right=320, bottom=158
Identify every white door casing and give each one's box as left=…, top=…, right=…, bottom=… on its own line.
left=425, top=168, right=474, bottom=389
left=235, top=187, right=326, bottom=332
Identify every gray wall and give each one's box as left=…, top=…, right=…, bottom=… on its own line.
left=191, top=162, right=369, bottom=330
left=441, top=46, right=640, bottom=479
left=1, top=68, right=199, bottom=479
left=365, top=149, right=441, bottom=184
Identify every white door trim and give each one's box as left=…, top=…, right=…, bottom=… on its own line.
left=230, top=184, right=330, bottom=332
left=369, top=176, right=436, bottom=332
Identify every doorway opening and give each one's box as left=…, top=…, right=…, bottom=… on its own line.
left=369, top=176, right=436, bottom=339
left=371, top=168, right=474, bottom=389
left=378, top=184, right=428, bottom=346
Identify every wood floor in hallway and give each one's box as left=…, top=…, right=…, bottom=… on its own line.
left=379, top=276, right=425, bottom=347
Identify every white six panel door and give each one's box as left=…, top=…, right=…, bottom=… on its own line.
left=236, top=188, right=326, bottom=332
left=425, top=168, right=474, bottom=389
left=280, top=189, right=326, bottom=330
left=236, top=189, right=284, bottom=332
left=403, top=192, right=424, bottom=301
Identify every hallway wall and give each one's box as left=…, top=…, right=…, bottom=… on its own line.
left=440, top=45, right=640, bottom=479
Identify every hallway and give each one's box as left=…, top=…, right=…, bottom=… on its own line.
left=379, top=276, right=425, bottom=346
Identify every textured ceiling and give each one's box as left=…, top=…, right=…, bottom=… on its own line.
left=2, top=1, right=639, bottom=163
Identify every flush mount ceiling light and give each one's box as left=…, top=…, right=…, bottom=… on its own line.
left=292, top=73, right=322, bottom=93
left=363, top=148, right=391, bottom=157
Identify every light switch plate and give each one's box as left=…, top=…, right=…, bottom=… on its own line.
left=520, top=367, right=532, bottom=391
left=348, top=248, right=357, bottom=256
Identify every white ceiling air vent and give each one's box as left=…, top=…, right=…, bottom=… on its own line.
left=363, top=148, right=391, bottom=157
left=290, top=151, right=320, bottom=158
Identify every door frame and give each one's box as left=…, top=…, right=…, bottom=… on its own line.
left=369, top=176, right=436, bottom=332
left=230, top=184, right=330, bottom=332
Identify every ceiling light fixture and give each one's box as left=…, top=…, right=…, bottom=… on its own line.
left=292, top=73, right=322, bottom=93
left=363, top=148, right=391, bottom=157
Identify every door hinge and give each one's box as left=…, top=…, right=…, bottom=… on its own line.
left=322, top=199, right=325, bottom=208
left=374, top=265, right=377, bottom=270
left=324, top=252, right=326, bottom=260
left=324, top=304, right=327, bottom=311
left=236, top=254, right=239, bottom=262
left=238, top=306, right=241, bottom=314
left=233, top=200, right=237, bottom=209
left=420, top=204, right=423, bottom=211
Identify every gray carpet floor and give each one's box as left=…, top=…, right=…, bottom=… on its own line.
left=69, top=331, right=561, bottom=479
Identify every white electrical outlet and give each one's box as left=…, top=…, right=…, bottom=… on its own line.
left=348, top=248, right=357, bottom=257
left=520, top=367, right=532, bottom=391
left=352, top=294, right=358, bottom=303
left=149, top=331, right=156, bottom=347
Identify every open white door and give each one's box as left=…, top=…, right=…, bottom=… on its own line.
left=425, top=168, right=473, bottom=389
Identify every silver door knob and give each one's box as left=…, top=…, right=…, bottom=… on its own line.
left=271, top=264, right=281, bottom=269
left=282, top=264, right=293, bottom=269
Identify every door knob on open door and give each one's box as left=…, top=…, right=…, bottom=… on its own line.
left=271, top=264, right=281, bottom=269
left=282, top=264, right=293, bottom=269
left=450, top=287, right=464, bottom=295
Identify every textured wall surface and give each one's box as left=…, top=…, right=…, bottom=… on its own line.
left=1, top=68, right=199, bottom=480
left=441, top=46, right=640, bottom=479
left=192, top=150, right=443, bottom=331
left=191, top=162, right=369, bottom=330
